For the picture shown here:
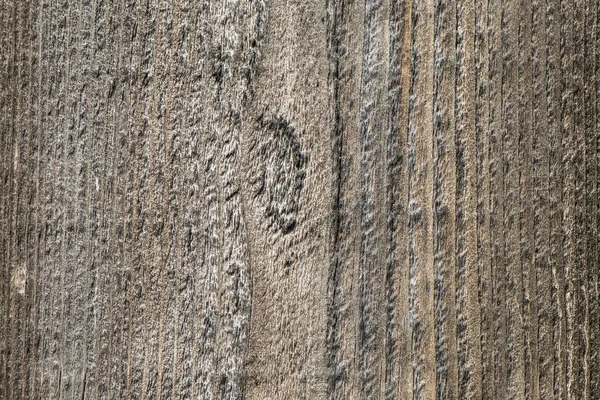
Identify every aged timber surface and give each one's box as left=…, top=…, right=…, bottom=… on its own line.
left=0, top=0, right=598, bottom=399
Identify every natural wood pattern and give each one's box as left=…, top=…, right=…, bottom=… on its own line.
left=1, top=0, right=599, bottom=399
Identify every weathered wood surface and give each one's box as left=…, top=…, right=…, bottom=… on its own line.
left=0, top=0, right=598, bottom=398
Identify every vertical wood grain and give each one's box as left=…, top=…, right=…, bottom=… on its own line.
left=0, top=0, right=598, bottom=399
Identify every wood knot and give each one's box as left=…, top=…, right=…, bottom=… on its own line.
left=248, top=114, right=307, bottom=234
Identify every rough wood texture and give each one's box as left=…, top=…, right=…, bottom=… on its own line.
left=1, top=0, right=599, bottom=398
